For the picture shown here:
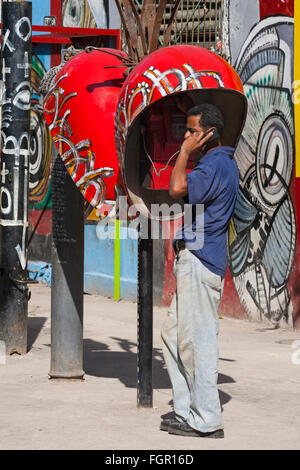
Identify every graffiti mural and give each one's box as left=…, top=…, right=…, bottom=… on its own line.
left=0, top=9, right=32, bottom=271
left=62, top=0, right=108, bottom=29
left=228, top=17, right=296, bottom=326
left=29, top=53, right=52, bottom=211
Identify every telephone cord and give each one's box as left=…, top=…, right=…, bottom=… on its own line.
left=142, top=133, right=180, bottom=178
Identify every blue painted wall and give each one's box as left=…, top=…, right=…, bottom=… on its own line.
left=29, top=222, right=138, bottom=301
left=31, top=0, right=51, bottom=27
left=84, top=222, right=138, bottom=301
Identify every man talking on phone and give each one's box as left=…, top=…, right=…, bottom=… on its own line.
left=160, top=103, right=239, bottom=438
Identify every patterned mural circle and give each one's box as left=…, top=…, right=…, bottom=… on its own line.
left=29, top=108, right=52, bottom=207
left=256, top=115, right=293, bottom=206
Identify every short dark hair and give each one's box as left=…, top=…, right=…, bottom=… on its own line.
left=187, top=104, right=224, bottom=135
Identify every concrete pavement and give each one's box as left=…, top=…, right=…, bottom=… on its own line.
left=0, top=284, right=300, bottom=450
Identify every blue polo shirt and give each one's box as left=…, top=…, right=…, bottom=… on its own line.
left=174, top=146, right=239, bottom=278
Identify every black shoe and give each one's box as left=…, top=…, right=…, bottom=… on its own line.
left=168, top=421, right=224, bottom=438
left=160, top=417, right=180, bottom=432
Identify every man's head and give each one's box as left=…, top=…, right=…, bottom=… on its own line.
left=185, top=104, right=224, bottom=149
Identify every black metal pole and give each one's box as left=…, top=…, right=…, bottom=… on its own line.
left=49, top=147, right=84, bottom=379
left=137, top=219, right=153, bottom=407
left=0, top=1, right=32, bottom=355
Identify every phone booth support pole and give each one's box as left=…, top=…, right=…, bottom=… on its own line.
left=0, top=1, right=32, bottom=355
left=49, top=148, right=84, bottom=379
left=137, top=220, right=153, bottom=407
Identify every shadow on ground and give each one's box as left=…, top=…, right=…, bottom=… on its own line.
left=83, top=336, right=235, bottom=405
left=27, top=316, right=47, bottom=352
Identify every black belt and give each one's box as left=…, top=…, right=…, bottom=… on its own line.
left=175, top=239, right=186, bottom=253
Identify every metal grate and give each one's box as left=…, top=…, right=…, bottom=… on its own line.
left=131, top=0, right=223, bottom=53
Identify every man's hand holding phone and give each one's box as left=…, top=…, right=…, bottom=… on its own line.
left=169, top=126, right=220, bottom=198
left=181, top=128, right=218, bottom=155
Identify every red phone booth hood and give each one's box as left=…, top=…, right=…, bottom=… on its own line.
left=43, top=45, right=247, bottom=217
left=115, top=45, right=247, bottom=217
left=43, top=48, right=128, bottom=208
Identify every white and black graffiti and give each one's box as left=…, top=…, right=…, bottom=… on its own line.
left=228, top=17, right=296, bottom=326
left=0, top=9, right=32, bottom=271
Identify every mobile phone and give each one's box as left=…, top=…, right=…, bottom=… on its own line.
left=203, top=128, right=219, bottom=142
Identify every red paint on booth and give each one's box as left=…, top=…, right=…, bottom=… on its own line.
left=43, top=49, right=128, bottom=206
left=260, top=0, right=294, bottom=19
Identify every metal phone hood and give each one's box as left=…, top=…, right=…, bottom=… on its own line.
left=115, top=45, right=247, bottom=218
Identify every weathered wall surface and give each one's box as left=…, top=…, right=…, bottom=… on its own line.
left=218, top=0, right=299, bottom=329
left=224, top=0, right=260, bottom=64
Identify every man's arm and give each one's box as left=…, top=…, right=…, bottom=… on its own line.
left=169, top=149, right=189, bottom=198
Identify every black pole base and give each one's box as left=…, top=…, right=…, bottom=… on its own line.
left=0, top=271, right=28, bottom=355
left=137, top=395, right=153, bottom=409
left=0, top=0, right=32, bottom=357
left=137, top=233, right=153, bottom=408
left=48, top=375, right=85, bottom=381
